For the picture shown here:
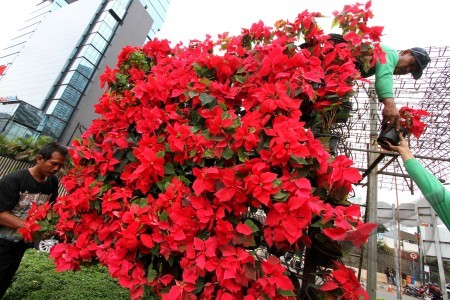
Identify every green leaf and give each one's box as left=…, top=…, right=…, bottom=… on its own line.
left=331, top=17, right=339, bottom=29
left=199, top=93, right=216, bottom=106
left=278, top=289, right=296, bottom=297
left=100, top=183, right=112, bottom=194
left=167, top=255, right=174, bottom=266
left=126, top=150, right=136, bottom=162
left=193, top=278, right=205, bottom=294
left=188, top=91, right=199, bottom=98
left=204, top=148, right=215, bottom=159
left=222, top=147, right=234, bottom=160
left=290, top=155, right=308, bottom=165
left=164, top=162, right=175, bottom=175
left=147, top=268, right=157, bottom=282
left=150, top=244, right=159, bottom=255
left=238, top=147, right=246, bottom=163
left=233, top=75, right=245, bottom=84
left=236, top=66, right=245, bottom=74
left=177, top=175, right=191, bottom=186
left=244, top=219, right=260, bottom=233
left=156, top=176, right=173, bottom=192
left=219, top=101, right=227, bottom=111
left=272, top=191, right=288, bottom=200
left=159, top=211, right=168, bottom=222
left=131, top=198, right=148, bottom=207
left=113, top=149, right=124, bottom=160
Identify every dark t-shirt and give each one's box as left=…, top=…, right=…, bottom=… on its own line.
left=0, top=169, right=58, bottom=241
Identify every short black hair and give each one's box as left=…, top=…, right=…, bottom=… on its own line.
left=38, top=141, right=68, bottom=160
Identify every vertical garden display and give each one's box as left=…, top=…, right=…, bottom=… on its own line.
left=21, top=2, right=385, bottom=299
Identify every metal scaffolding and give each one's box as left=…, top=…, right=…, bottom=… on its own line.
left=335, top=46, right=450, bottom=193
left=331, top=46, right=450, bottom=299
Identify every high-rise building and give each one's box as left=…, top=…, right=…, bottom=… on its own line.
left=0, top=0, right=170, bottom=144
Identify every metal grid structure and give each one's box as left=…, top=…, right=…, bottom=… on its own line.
left=334, top=46, right=450, bottom=193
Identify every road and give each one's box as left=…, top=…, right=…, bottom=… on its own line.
left=376, top=284, right=420, bottom=300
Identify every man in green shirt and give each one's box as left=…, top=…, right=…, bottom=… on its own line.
left=387, top=133, right=450, bottom=230
left=361, top=45, right=431, bottom=131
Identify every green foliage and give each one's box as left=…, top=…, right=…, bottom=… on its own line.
left=377, top=241, right=393, bottom=254
left=3, top=249, right=158, bottom=300
left=0, top=134, right=73, bottom=169
left=0, top=134, right=52, bottom=163
left=377, top=224, right=388, bottom=233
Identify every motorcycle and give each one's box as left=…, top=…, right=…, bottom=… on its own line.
left=403, top=284, right=424, bottom=297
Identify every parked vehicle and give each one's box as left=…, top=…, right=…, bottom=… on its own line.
left=404, top=283, right=424, bottom=297
left=34, top=237, right=58, bottom=253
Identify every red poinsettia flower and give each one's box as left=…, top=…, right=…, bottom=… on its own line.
left=399, top=106, right=430, bottom=138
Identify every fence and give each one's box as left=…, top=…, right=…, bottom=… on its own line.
left=0, top=155, right=67, bottom=196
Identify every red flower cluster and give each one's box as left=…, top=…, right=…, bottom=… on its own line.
left=17, top=202, right=50, bottom=241
left=399, top=106, right=430, bottom=138
left=320, top=261, right=370, bottom=299
left=20, top=2, right=383, bottom=299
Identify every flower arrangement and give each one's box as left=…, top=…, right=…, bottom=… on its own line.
left=20, top=2, right=382, bottom=299
left=377, top=106, right=430, bottom=150
left=398, top=106, right=430, bottom=138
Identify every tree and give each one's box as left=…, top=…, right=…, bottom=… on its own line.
left=21, top=2, right=383, bottom=299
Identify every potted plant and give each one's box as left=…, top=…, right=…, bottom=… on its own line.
left=377, top=106, right=430, bottom=150
left=309, top=230, right=343, bottom=268
left=308, top=100, right=345, bottom=155
left=335, top=100, right=353, bottom=123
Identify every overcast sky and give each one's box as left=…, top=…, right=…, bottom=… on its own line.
left=1, top=0, right=449, bottom=51
left=157, top=0, right=450, bottom=49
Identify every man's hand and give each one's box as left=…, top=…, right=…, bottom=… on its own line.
left=381, top=98, right=400, bottom=131
left=385, top=132, right=415, bottom=162
left=0, top=211, right=24, bottom=229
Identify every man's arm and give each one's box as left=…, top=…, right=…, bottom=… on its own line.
left=387, top=133, right=450, bottom=230
left=375, top=45, right=401, bottom=131
left=0, top=172, right=24, bottom=230
left=379, top=98, right=400, bottom=131
left=0, top=211, right=24, bottom=229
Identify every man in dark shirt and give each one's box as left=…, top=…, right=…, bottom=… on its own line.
left=0, top=142, right=68, bottom=299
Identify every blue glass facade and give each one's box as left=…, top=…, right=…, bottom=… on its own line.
left=140, top=0, right=170, bottom=39
left=0, top=100, right=43, bottom=139
left=0, top=0, right=170, bottom=141
left=0, top=0, right=69, bottom=80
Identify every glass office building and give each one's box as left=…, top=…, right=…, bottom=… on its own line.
left=0, top=0, right=170, bottom=142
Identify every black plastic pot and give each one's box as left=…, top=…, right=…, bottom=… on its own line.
left=377, top=127, right=408, bottom=150
left=314, top=132, right=340, bottom=155
left=310, top=231, right=343, bottom=268
left=335, top=101, right=353, bottom=123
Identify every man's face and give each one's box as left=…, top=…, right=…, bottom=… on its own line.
left=394, top=50, right=419, bottom=76
left=36, top=152, right=66, bottom=178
